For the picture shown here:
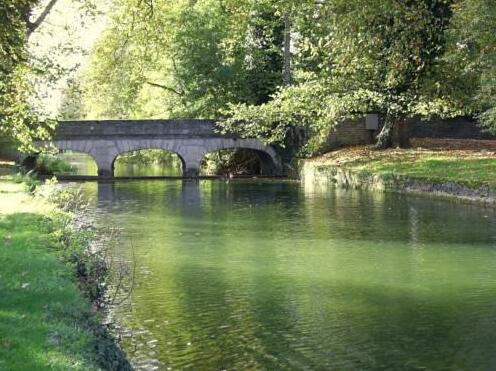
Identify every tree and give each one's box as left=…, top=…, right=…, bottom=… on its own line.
left=334, top=0, right=459, bottom=148
left=221, top=0, right=463, bottom=151
left=0, top=0, right=98, bottom=150
left=59, top=78, right=85, bottom=120
left=0, top=0, right=54, bottom=150
left=82, top=0, right=287, bottom=119
left=444, top=0, right=496, bottom=132
left=27, top=0, right=59, bottom=37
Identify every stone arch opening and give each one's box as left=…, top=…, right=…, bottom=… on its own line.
left=200, top=148, right=277, bottom=176
left=51, top=150, right=98, bottom=176
left=112, top=149, right=184, bottom=177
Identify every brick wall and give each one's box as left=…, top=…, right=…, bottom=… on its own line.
left=321, top=116, right=495, bottom=152
left=408, top=117, right=496, bottom=140
left=0, top=140, right=22, bottom=162
left=320, top=118, right=375, bottom=152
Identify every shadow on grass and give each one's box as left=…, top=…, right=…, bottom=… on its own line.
left=0, top=212, right=127, bottom=370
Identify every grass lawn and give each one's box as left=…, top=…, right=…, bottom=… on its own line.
left=0, top=177, right=100, bottom=370
left=310, top=146, right=496, bottom=189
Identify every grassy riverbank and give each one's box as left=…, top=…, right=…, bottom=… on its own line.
left=0, top=175, right=128, bottom=370
left=306, top=146, right=496, bottom=190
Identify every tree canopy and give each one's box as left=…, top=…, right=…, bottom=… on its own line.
left=219, top=0, right=473, bottom=152
left=2, top=0, right=495, bottom=152
left=0, top=0, right=99, bottom=150
left=80, top=0, right=290, bottom=119
left=81, top=0, right=495, bottom=152
left=446, top=0, right=496, bottom=132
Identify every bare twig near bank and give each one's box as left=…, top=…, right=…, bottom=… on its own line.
left=110, top=238, right=137, bottom=307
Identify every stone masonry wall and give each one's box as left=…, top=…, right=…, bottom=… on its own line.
left=56, top=120, right=218, bottom=139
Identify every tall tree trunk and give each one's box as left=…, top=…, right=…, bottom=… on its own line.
left=375, top=112, right=395, bottom=149
left=282, top=12, right=292, bottom=86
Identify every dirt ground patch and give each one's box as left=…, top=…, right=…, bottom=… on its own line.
left=411, top=138, right=496, bottom=151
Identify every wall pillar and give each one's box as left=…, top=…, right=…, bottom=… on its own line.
left=180, top=152, right=203, bottom=178
left=184, top=167, right=200, bottom=178
left=97, top=168, right=114, bottom=177
left=94, top=157, right=115, bottom=178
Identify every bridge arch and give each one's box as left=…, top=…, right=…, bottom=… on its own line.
left=112, top=148, right=184, bottom=177
left=111, top=139, right=200, bottom=177
left=201, top=148, right=278, bottom=176
left=200, top=138, right=282, bottom=176
left=56, top=150, right=98, bottom=176
left=48, top=140, right=111, bottom=176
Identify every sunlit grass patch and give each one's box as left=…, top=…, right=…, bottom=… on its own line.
left=0, top=179, right=102, bottom=370
left=0, top=180, right=53, bottom=216
left=0, top=212, right=99, bottom=370
left=311, top=147, right=496, bottom=189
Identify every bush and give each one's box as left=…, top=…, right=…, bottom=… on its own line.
left=35, top=154, right=75, bottom=175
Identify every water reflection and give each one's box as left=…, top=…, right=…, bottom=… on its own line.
left=97, top=182, right=116, bottom=203
left=77, top=180, right=496, bottom=370
left=114, top=163, right=182, bottom=177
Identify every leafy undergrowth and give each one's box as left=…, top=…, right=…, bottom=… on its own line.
left=310, top=146, right=496, bottom=189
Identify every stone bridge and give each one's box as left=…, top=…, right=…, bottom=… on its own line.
left=38, top=120, right=282, bottom=177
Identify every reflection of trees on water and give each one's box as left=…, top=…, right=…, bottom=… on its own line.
left=84, top=180, right=496, bottom=370
left=303, top=186, right=496, bottom=245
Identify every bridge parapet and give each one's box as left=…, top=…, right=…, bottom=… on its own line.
left=55, top=119, right=220, bottom=139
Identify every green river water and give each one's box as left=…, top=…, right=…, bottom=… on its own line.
left=77, top=179, right=496, bottom=371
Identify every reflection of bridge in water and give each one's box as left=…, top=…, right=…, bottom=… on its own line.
left=39, top=120, right=282, bottom=177
left=97, top=180, right=202, bottom=213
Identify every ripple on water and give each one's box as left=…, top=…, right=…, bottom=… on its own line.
left=84, top=180, right=496, bottom=370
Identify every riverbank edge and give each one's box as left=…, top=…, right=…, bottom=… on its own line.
left=0, top=174, right=132, bottom=370
left=64, top=199, right=133, bottom=371
left=296, top=159, right=496, bottom=206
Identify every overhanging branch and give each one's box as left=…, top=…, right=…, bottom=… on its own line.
left=145, top=81, right=183, bottom=96
left=27, top=0, right=59, bottom=37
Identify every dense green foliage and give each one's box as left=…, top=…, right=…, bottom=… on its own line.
left=201, top=149, right=268, bottom=176
left=0, top=0, right=54, bottom=150
left=35, top=153, right=75, bottom=175
left=226, top=0, right=496, bottom=151
left=4, top=0, right=495, bottom=153
left=81, top=0, right=287, bottom=119
left=116, top=149, right=181, bottom=165
left=0, top=0, right=98, bottom=151
left=220, top=0, right=466, bottom=151
left=445, top=0, right=496, bottom=132
left=78, top=0, right=496, bottom=153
